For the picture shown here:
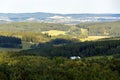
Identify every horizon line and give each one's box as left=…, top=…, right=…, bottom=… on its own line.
left=0, top=12, right=120, bottom=14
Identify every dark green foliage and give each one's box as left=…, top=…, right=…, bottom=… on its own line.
left=21, top=38, right=120, bottom=58
left=0, top=20, right=120, bottom=80
left=0, top=36, right=22, bottom=48
left=0, top=52, right=119, bottom=80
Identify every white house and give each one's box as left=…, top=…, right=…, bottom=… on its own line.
left=70, top=56, right=80, bottom=60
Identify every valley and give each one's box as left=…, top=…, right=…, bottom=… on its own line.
left=0, top=0, right=120, bottom=79
left=0, top=14, right=120, bottom=80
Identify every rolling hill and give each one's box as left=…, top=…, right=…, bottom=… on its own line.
left=0, top=12, right=120, bottom=24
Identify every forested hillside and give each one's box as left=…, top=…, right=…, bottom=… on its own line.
left=0, top=21, right=120, bottom=80
left=0, top=22, right=70, bottom=32
left=0, top=22, right=88, bottom=42
left=19, top=38, right=120, bottom=58
left=0, top=52, right=119, bottom=80
left=0, top=21, right=120, bottom=38
left=76, top=21, right=120, bottom=36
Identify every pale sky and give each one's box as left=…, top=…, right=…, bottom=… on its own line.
left=0, top=0, right=120, bottom=14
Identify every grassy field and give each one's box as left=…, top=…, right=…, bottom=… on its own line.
left=79, top=36, right=110, bottom=41
left=42, top=30, right=66, bottom=36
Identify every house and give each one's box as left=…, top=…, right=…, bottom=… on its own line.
left=70, top=56, right=80, bottom=60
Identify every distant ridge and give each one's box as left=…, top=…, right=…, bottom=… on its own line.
left=0, top=12, right=120, bottom=24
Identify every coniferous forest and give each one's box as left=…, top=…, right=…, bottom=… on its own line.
left=0, top=0, right=120, bottom=79
left=0, top=22, right=120, bottom=80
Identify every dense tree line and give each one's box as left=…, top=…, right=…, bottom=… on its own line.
left=0, top=36, right=22, bottom=48
left=0, top=31, right=51, bottom=43
left=20, top=38, right=120, bottom=58
left=0, top=52, right=119, bottom=80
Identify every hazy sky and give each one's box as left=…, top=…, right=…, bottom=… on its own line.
left=0, top=0, right=120, bottom=13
